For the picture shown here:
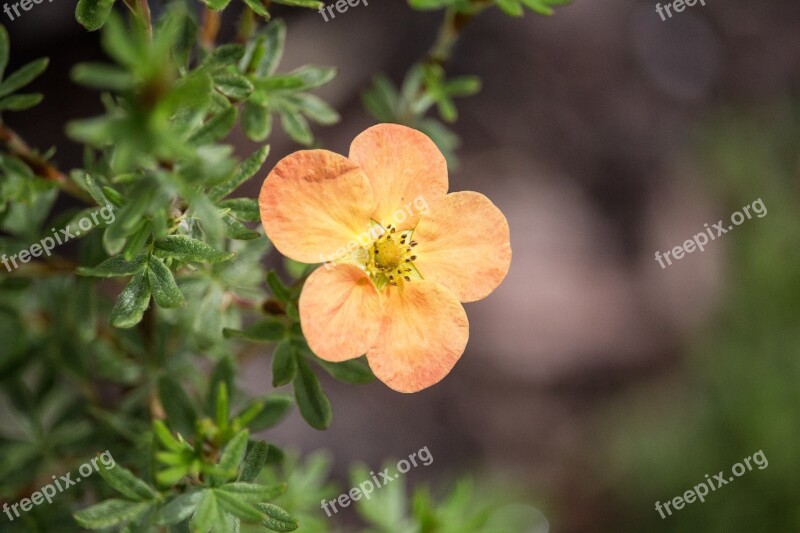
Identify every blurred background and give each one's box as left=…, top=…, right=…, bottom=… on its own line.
left=5, top=0, right=800, bottom=530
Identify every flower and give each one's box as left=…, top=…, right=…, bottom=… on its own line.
left=259, top=124, right=511, bottom=392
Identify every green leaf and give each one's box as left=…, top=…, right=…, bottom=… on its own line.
left=315, top=356, right=375, bottom=385
left=215, top=489, right=265, bottom=521
left=0, top=58, right=48, bottom=98
left=77, top=254, right=146, bottom=277
left=266, top=271, right=291, bottom=302
left=272, top=0, right=322, bottom=8
left=242, top=99, right=272, bottom=142
left=214, top=70, right=255, bottom=100
left=75, top=0, right=116, bottom=31
left=257, top=503, right=299, bottom=532
left=147, top=255, right=186, bottom=308
left=223, top=213, right=261, bottom=240
left=157, top=375, right=197, bottom=436
left=0, top=26, right=9, bottom=78
left=245, top=395, right=293, bottom=431
left=96, top=462, right=159, bottom=501
left=271, top=341, right=296, bottom=387
left=154, top=491, right=203, bottom=526
left=217, top=429, right=249, bottom=481
left=74, top=499, right=152, bottom=529
left=153, top=420, right=185, bottom=453
left=81, top=172, right=110, bottom=205
left=189, top=106, right=237, bottom=145
left=362, top=74, right=398, bottom=122
left=218, top=198, right=259, bottom=222
left=154, top=235, right=235, bottom=263
left=202, top=0, right=232, bottom=10
left=279, top=110, right=312, bottom=145
left=192, top=490, right=224, bottom=532
left=293, top=356, right=332, bottom=430
left=209, top=145, right=270, bottom=201
left=255, top=20, right=286, bottom=77
left=290, top=65, right=336, bottom=89
left=217, top=482, right=287, bottom=502
left=223, top=318, right=286, bottom=343
left=203, top=44, right=245, bottom=67
left=72, top=63, right=134, bottom=90
left=0, top=93, right=43, bottom=111
left=242, top=0, right=270, bottom=18
left=496, top=0, right=524, bottom=15
left=445, top=75, right=481, bottom=96
left=110, top=270, right=150, bottom=329
left=290, top=93, right=339, bottom=125
left=238, top=441, right=269, bottom=483
left=206, top=356, right=235, bottom=415
left=101, top=12, right=140, bottom=68
left=215, top=381, right=230, bottom=430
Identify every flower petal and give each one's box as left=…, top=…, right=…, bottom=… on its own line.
left=412, top=191, right=511, bottom=303
left=260, top=150, right=375, bottom=264
left=367, top=281, right=468, bottom=393
left=299, top=264, right=382, bottom=362
left=349, top=124, right=448, bottom=230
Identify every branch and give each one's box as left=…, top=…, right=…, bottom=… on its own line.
left=200, top=7, right=222, bottom=50
left=426, top=1, right=492, bottom=66
left=0, top=123, right=92, bottom=204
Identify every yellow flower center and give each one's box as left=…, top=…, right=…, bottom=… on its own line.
left=364, top=224, right=419, bottom=290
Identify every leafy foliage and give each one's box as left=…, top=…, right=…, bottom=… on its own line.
left=0, top=0, right=562, bottom=527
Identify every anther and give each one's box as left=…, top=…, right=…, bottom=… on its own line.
left=404, top=276, right=411, bottom=281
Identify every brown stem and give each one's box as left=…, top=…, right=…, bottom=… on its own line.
left=236, top=8, right=256, bottom=44
left=200, top=7, right=222, bottom=50
left=0, top=123, right=92, bottom=204
left=425, top=0, right=492, bottom=66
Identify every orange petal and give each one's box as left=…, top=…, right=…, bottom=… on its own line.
left=260, top=150, right=375, bottom=264
left=412, top=191, right=512, bottom=303
left=367, top=281, right=468, bottom=393
left=349, top=124, right=448, bottom=230
left=299, top=264, right=382, bottom=362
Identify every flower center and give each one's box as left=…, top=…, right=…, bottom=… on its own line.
left=365, top=224, right=419, bottom=290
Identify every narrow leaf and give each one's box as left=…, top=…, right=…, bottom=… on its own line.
left=77, top=254, right=146, bottom=278
left=110, top=270, right=150, bottom=329
left=271, top=341, right=296, bottom=387
left=75, top=0, right=117, bottom=31
left=147, top=255, right=186, bottom=308
left=154, top=235, right=234, bottom=263
left=96, top=462, right=159, bottom=501
left=0, top=58, right=48, bottom=98
left=74, top=500, right=151, bottom=529
left=238, top=441, right=269, bottom=483
left=257, top=503, right=299, bottom=532
left=293, top=356, right=332, bottom=430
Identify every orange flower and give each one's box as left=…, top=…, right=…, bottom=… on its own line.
left=259, top=124, right=511, bottom=392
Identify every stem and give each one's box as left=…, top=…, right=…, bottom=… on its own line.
left=200, top=7, right=222, bottom=50
left=426, top=2, right=490, bottom=66
left=122, top=0, right=152, bottom=37
left=0, top=123, right=92, bottom=204
left=236, top=8, right=256, bottom=44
